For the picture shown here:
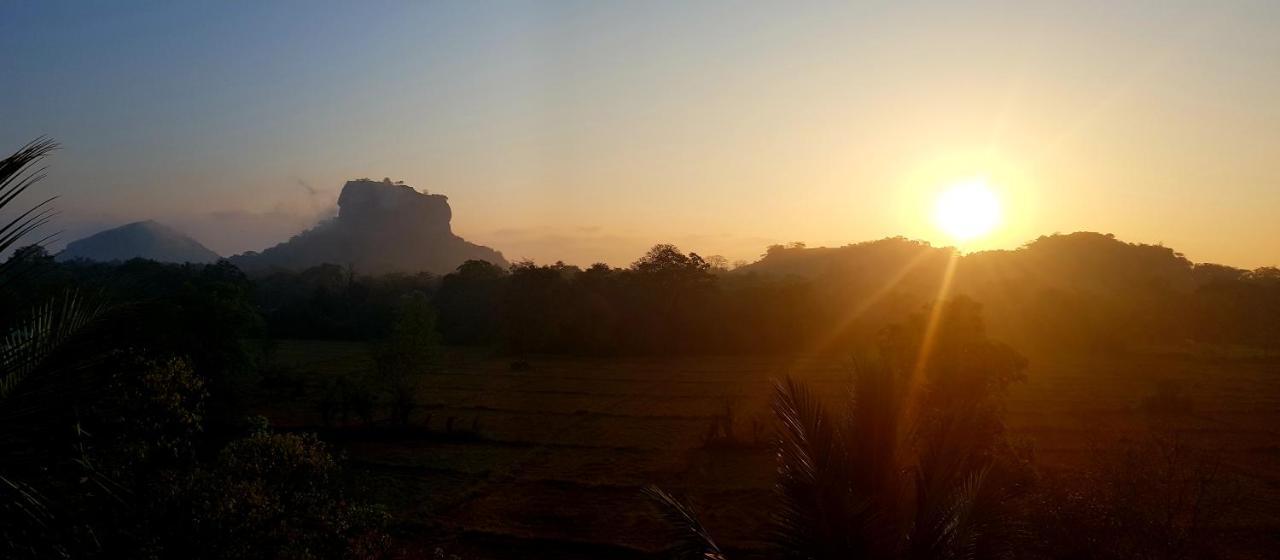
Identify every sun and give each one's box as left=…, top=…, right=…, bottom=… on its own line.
left=933, top=178, right=1002, bottom=243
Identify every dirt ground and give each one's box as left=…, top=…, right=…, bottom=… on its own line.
left=257, top=341, right=1280, bottom=559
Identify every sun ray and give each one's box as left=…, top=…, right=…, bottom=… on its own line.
left=903, top=249, right=960, bottom=421
left=796, top=247, right=936, bottom=358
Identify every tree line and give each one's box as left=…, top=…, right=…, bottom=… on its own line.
left=231, top=239, right=1280, bottom=357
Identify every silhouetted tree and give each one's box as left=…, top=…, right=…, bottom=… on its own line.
left=501, top=260, right=579, bottom=352
left=628, top=244, right=716, bottom=352
left=434, top=260, right=505, bottom=345
left=373, top=293, right=440, bottom=425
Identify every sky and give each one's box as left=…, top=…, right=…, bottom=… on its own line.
left=3, top=1, right=1278, bottom=268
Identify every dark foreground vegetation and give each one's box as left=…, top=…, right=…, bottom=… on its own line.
left=3, top=140, right=1276, bottom=558
left=1, top=141, right=390, bottom=558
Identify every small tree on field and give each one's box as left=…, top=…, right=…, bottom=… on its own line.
left=373, top=293, right=439, bottom=426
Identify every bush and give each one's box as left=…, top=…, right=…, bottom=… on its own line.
left=99, top=356, right=208, bottom=473
left=372, top=294, right=439, bottom=425
left=171, top=431, right=390, bottom=560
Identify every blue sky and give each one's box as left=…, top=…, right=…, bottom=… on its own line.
left=3, top=1, right=1279, bottom=267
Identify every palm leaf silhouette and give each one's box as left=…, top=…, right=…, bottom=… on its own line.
left=649, top=357, right=1015, bottom=560
left=0, top=138, right=110, bottom=558
left=0, top=291, right=101, bottom=400
left=0, top=138, right=59, bottom=273
left=644, top=485, right=728, bottom=560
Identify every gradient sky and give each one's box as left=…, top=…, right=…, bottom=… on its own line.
left=3, top=1, right=1278, bottom=268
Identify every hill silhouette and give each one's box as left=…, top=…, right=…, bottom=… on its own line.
left=59, top=220, right=220, bottom=264
left=230, top=178, right=507, bottom=275
left=740, top=232, right=1240, bottom=294
left=733, top=232, right=1280, bottom=351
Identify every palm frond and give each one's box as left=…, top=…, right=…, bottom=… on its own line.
left=771, top=375, right=834, bottom=549
left=0, top=474, right=56, bottom=529
left=772, top=375, right=894, bottom=559
left=0, top=290, right=103, bottom=401
left=0, top=138, right=116, bottom=558
left=0, top=138, right=58, bottom=203
left=0, top=138, right=58, bottom=239
left=0, top=198, right=56, bottom=256
left=0, top=289, right=110, bottom=558
left=0, top=138, right=60, bottom=283
left=643, top=485, right=727, bottom=560
left=773, top=376, right=842, bottom=484
left=906, top=464, right=988, bottom=560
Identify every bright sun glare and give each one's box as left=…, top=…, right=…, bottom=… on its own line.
left=933, top=178, right=1002, bottom=243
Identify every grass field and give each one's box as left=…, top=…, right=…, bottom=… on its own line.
left=256, top=341, right=1280, bottom=559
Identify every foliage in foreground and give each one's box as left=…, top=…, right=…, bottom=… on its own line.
left=0, top=138, right=388, bottom=559
left=649, top=298, right=1248, bottom=559
left=652, top=298, right=1030, bottom=559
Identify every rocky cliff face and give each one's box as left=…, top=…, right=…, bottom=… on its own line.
left=231, top=179, right=506, bottom=274
left=59, top=221, right=221, bottom=264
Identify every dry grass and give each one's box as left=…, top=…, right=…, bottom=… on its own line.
left=255, top=341, right=1280, bottom=558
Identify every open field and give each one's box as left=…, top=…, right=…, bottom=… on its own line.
left=257, top=341, right=1280, bottom=559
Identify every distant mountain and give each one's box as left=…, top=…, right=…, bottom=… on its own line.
left=738, top=232, right=1221, bottom=294
left=59, top=220, right=220, bottom=264
left=734, top=232, right=1260, bottom=351
left=231, top=178, right=507, bottom=274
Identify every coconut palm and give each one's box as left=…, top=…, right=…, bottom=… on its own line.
left=0, top=138, right=108, bottom=558
left=651, top=357, right=1017, bottom=560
